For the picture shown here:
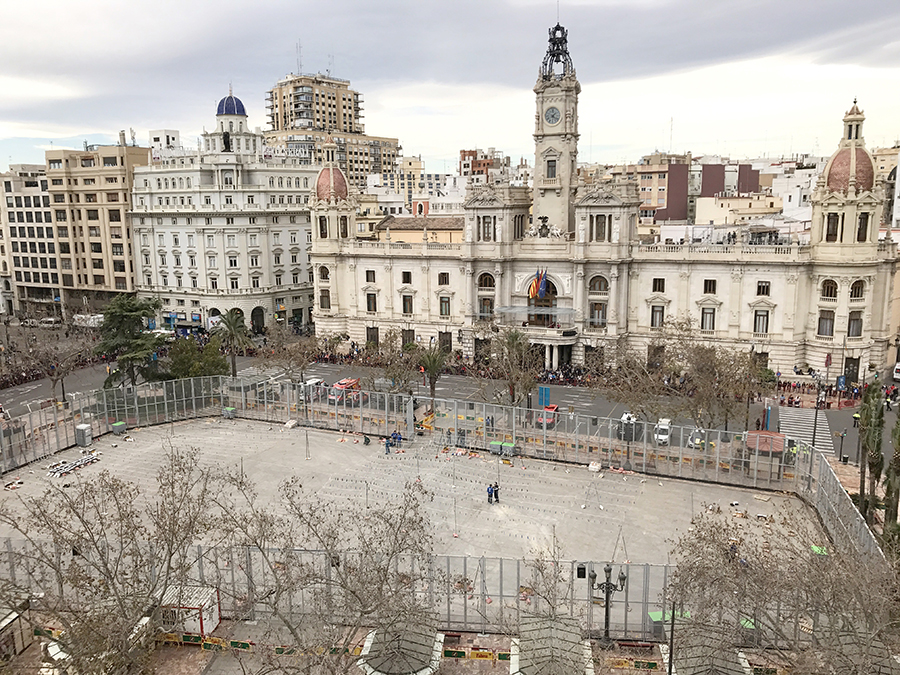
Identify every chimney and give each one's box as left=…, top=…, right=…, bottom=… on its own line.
left=118, top=130, right=126, bottom=147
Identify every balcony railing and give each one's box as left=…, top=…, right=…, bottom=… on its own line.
left=815, top=334, right=834, bottom=343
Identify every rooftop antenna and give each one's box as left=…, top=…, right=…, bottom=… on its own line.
left=557, top=0, right=559, bottom=22
left=669, top=117, right=673, bottom=153
left=327, top=53, right=333, bottom=77
left=296, top=41, right=302, bottom=74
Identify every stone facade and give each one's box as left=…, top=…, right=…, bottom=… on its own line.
left=309, top=26, right=896, bottom=382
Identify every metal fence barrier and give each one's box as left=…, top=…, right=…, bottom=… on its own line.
left=0, top=375, right=883, bottom=635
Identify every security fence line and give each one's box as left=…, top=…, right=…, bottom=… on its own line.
left=0, top=375, right=881, bottom=623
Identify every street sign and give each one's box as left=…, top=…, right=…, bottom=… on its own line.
left=837, top=375, right=846, bottom=391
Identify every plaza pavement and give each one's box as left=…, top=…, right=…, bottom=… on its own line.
left=0, top=418, right=825, bottom=563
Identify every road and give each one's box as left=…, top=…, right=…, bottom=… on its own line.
left=1, top=356, right=891, bottom=467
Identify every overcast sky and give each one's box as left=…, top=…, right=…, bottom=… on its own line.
left=3, top=0, right=900, bottom=173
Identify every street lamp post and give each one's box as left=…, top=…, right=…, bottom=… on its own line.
left=589, top=563, right=627, bottom=647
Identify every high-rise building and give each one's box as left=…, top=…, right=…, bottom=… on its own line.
left=132, top=92, right=318, bottom=333
left=264, top=73, right=401, bottom=187
left=36, top=137, right=150, bottom=316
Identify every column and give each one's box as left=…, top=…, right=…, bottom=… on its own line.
left=552, top=346, right=559, bottom=370
left=545, top=344, right=551, bottom=370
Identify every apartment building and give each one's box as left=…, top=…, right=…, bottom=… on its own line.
left=371, top=156, right=452, bottom=210
left=459, top=148, right=511, bottom=183
left=132, top=93, right=317, bottom=333
left=31, top=138, right=150, bottom=317
left=264, top=72, right=400, bottom=187
left=0, top=165, right=46, bottom=316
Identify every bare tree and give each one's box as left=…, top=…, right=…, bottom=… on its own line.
left=257, top=322, right=320, bottom=384
left=0, top=445, right=214, bottom=674
left=207, top=472, right=437, bottom=675
left=21, top=325, right=96, bottom=400
left=367, top=328, right=420, bottom=394
left=667, top=504, right=900, bottom=674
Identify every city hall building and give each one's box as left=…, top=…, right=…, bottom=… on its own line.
left=309, top=25, right=896, bottom=382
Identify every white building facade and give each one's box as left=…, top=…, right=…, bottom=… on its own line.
left=310, top=26, right=896, bottom=383
left=132, top=93, right=318, bottom=333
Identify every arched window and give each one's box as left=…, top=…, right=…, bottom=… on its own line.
left=417, top=203, right=424, bottom=215
left=164, top=178, right=169, bottom=189
left=286, top=177, right=292, bottom=188
left=278, top=177, right=284, bottom=188
left=319, top=216, right=328, bottom=239
left=478, top=273, right=495, bottom=289
left=588, top=276, right=609, bottom=293
left=340, top=216, right=348, bottom=238
left=527, top=279, right=558, bottom=327
left=319, top=267, right=330, bottom=281
left=850, top=280, right=865, bottom=299
left=303, top=177, right=309, bottom=188
left=821, top=279, right=838, bottom=299
left=186, top=177, right=191, bottom=188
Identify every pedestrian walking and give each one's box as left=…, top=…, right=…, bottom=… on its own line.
left=487, top=483, right=494, bottom=504
left=755, top=418, right=761, bottom=431
left=853, top=412, right=860, bottom=427
left=493, top=482, right=500, bottom=504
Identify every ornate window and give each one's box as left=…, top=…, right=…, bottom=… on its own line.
left=319, top=267, right=330, bottom=281
left=848, top=311, right=863, bottom=337
left=821, top=279, right=838, bottom=300
left=850, top=280, right=865, bottom=300
left=478, top=273, right=495, bottom=289
left=588, top=276, right=608, bottom=294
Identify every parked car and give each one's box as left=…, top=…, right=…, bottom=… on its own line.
left=893, top=362, right=900, bottom=382
left=654, top=418, right=671, bottom=445
left=687, top=428, right=716, bottom=450
left=39, top=317, right=62, bottom=328
left=617, top=412, right=643, bottom=442
left=303, top=378, right=327, bottom=402
left=537, top=404, right=559, bottom=428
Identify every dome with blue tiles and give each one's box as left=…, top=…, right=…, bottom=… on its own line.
left=216, top=88, right=246, bottom=116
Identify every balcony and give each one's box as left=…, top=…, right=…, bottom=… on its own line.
left=752, top=332, right=769, bottom=341
left=815, top=334, right=834, bottom=343
left=539, top=178, right=559, bottom=188
left=819, top=296, right=837, bottom=304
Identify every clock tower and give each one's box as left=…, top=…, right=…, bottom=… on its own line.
left=533, top=23, right=580, bottom=233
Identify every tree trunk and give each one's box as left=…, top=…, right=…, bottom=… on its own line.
left=868, top=470, right=879, bottom=527
left=859, top=441, right=868, bottom=519
left=231, top=350, right=237, bottom=378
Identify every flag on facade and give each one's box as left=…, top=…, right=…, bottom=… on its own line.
left=528, top=268, right=541, bottom=299
left=538, top=269, right=548, bottom=298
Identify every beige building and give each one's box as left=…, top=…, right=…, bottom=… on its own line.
left=21, top=138, right=150, bottom=317
left=0, top=165, right=45, bottom=316
left=264, top=72, right=400, bottom=187
left=872, top=144, right=900, bottom=180
left=371, top=156, right=452, bottom=211
left=695, top=193, right=783, bottom=226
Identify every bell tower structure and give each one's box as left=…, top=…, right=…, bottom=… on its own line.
left=533, top=24, right=580, bottom=233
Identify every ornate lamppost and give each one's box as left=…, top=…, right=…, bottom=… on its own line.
left=589, top=563, right=627, bottom=647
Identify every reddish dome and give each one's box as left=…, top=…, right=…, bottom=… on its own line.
left=315, top=167, right=348, bottom=202
left=826, top=147, right=874, bottom=193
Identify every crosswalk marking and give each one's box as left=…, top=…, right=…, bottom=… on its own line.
left=778, top=406, right=834, bottom=453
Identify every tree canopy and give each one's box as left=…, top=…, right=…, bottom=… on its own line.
left=95, top=295, right=163, bottom=387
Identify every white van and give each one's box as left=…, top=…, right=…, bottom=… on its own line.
left=304, top=378, right=327, bottom=401
left=654, top=418, right=671, bottom=445
left=40, top=317, right=62, bottom=328
left=893, top=363, right=900, bottom=382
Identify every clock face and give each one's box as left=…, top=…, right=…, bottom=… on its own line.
left=544, top=106, right=561, bottom=125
